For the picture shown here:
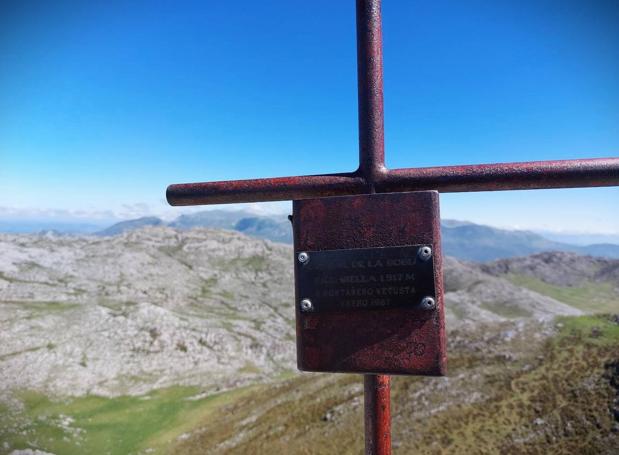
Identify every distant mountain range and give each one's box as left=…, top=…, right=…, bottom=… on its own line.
left=96, top=216, right=165, bottom=236
left=96, top=210, right=293, bottom=244
left=440, top=220, right=619, bottom=261
left=89, top=210, right=619, bottom=262
left=1, top=210, right=617, bottom=261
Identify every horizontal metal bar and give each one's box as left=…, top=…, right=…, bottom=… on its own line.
left=167, top=157, right=619, bottom=206
left=379, top=157, right=619, bottom=193
left=167, top=172, right=366, bottom=206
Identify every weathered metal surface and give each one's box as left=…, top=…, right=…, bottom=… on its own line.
left=167, top=172, right=365, bottom=206
left=356, top=0, right=385, bottom=187
left=381, top=157, right=619, bottom=193
left=167, top=157, right=619, bottom=206
left=365, top=375, right=391, bottom=455
left=293, top=191, right=446, bottom=376
left=296, top=245, right=436, bottom=313
left=357, top=2, right=391, bottom=453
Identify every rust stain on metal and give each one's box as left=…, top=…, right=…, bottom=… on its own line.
left=293, top=191, right=446, bottom=376
left=365, top=374, right=391, bottom=455
left=380, top=157, right=619, bottom=193
left=167, top=157, right=619, bottom=206
left=356, top=0, right=385, bottom=188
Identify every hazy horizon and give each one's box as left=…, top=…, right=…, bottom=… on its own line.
left=2, top=203, right=619, bottom=244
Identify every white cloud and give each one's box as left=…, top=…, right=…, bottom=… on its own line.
left=0, top=206, right=120, bottom=221
left=0, top=200, right=292, bottom=223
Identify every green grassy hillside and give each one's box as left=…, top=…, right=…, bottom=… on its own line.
left=175, top=315, right=619, bottom=454
left=3, top=315, right=617, bottom=454
left=508, top=274, right=619, bottom=313
left=0, top=386, right=255, bottom=454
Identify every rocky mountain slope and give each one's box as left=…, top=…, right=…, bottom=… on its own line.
left=482, top=251, right=619, bottom=287
left=0, top=227, right=618, bottom=454
left=1, top=227, right=611, bottom=399
left=0, top=228, right=294, bottom=398
left=480, top=252, right=619, bottom=314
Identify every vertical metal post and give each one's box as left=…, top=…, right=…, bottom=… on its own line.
left=357, top=0, right=392, bottom=453
left=356, top=0, right=386, bottom=188
left=364, top=374, right=392, bottom=454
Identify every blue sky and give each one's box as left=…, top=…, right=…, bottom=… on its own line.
left=1, top=0, right=617, bottom=233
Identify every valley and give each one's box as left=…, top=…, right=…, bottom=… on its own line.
left=0, top=227, right=617, bottom=454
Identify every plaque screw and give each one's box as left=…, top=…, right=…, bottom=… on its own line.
left=300, top=299, right=313, bottom=312
left=298, top=252, right=310, bottom=264
left=420, top=296, right=436, bottom=310
left=418, top=246, right=432, bottom=261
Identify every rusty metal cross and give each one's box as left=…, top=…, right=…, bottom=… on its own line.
left=167, top=1, right=619, bottom=453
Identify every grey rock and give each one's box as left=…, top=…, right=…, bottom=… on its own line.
left=0, top=227, right=596, bottom=398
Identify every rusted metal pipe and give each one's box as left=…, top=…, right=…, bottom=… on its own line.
left=380, top=157, right=619, bottom=193
left=364, top=374, right=391, bottom=455
left=167, top=172, right=365, bottom=206
left=166, top=157, right=619, bottom=205
left=357, top=3, right=392, bottom=454
left=356, top=0, right=386, bottom=188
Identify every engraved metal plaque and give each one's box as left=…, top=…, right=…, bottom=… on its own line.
left=297, top=245, right=435, bottom=313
